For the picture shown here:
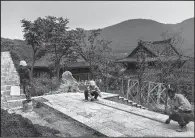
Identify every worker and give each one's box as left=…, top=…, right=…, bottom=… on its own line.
left=17, top=60, right=31, bottom=101
left=84, top=80, right=101, bottom=101
left=165, top=87, right=194, bottom=132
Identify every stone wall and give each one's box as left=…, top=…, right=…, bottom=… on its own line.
left=1, top=51, right=20, bottom=97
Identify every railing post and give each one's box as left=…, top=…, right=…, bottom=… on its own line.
left=157, top=83, right=161, bottom=104
left=137, top=80, right=139, bottom=104
left=147, top=81, right=151, bottom=107
left=127, top=79, right=130, bottom=100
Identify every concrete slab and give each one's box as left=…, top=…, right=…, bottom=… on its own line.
left=39, top=93, right=194, bottom=137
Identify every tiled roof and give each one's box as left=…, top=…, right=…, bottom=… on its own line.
left=28, top=53, right=90, bottom=68
left=140, top=39, right=172, bottom=56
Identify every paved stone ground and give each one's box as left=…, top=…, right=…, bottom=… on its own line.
left=39, top=93, right=194, bottom=137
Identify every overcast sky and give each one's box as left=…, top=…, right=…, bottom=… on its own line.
left=1, top=1, right=194, bottom=40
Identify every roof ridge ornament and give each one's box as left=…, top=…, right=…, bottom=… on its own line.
left=138, top=39, right=143, bottom=46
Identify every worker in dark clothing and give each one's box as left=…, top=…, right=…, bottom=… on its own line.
left=165, top=87, right=194, bottom=132
left=84, top=80, right=101, bottom=101
left=17, top=60, right=31, bottom=101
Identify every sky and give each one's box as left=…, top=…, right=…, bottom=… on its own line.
left=1, top=1, right=194, bottom=40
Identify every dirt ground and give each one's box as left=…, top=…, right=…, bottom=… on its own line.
left=33, top=106, right=104, bottom=137
left=1, top=109, right=42, bottom=137
left=1, top=104, right=103, bottom=137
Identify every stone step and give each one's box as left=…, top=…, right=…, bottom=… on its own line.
left=107, top=94, right=147, bottom=110
left=131, top=103, right=137, bottom=106
left=5, top=95, right=26, bottom=101
left=141, top=107, right=146, bottom=109
left=137, top=104, right=142, bottom=108
left=117, top=96, right=125, bottom=104
left=123, top=98, right=128, bottom=102
left=127, top=100, right=133, bottom=104
left=1, top=90, right=11, bottom=96
left=118, top=96, right=124, bottom=100
left=2, top=100, right=24, bottom=109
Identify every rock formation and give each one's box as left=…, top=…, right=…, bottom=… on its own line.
left=58, top=71, right=80, bottom=93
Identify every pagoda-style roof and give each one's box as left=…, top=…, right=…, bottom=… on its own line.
left=140, top=39, right=180, bottom=56
left=116, top=39, right=184, bottom=63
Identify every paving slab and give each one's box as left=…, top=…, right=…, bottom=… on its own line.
left=40, top=93, right=194, bottom=137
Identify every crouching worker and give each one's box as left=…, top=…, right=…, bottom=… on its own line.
left=165, top=87, right=194, bottom=132
left=84, top=80, right=101, bottom=101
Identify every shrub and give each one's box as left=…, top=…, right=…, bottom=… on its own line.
left=48, top=77, right=59, bottom=91
left=30, top=77, right=59, bottom=97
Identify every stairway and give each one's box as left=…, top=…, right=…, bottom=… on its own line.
left=104, top=95, right=148, bottom=110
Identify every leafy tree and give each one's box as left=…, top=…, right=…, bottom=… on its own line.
left=77, top=29, right=114, bottom=80
left=21, top=18, right=47, bottom=78
left=134, top=40, right=148, bottom=104
left=40, top=16, right=84, bottom=83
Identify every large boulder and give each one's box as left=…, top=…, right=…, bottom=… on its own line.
left=58, top=71, right=80, bottom=93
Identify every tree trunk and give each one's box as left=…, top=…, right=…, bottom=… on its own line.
left=164, top=91, right=168, bottom=114
left=121, top=78, right=124, bottom=95
left=56, top=63, right=61, bottom=85
left=30, top=52, right=35, bottom=79
left=139, top=84, right=142, bottom=104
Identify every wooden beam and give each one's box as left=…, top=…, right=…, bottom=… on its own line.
left=149, top=83, right=160, bottom=94
left=127, top=79, right=138, bottom=100
left=157, top=84, right=162, bottom=104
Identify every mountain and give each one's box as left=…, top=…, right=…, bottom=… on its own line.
left=171, top=18, right=194, bottom=56
left=97, top=18, right=194, bottom=57
left=1, top=17, right=194, bottom=60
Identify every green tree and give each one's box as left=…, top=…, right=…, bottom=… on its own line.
left=77, top=29, right=114, bottom=80
left=21, top=18, right=47, bottom=78
left=157, top=31, right=186, bottom=113
left=41, top=16, right=84, bottom=83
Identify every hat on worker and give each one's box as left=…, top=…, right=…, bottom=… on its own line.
left=167, top=84, right=177, bottom=93
left=89, top=80, right=96, bottom=86
left=167, top=88, right=176, bottom=93
left=19, top=60, right=27, bottom=66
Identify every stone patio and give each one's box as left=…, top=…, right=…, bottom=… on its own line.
left=38, top=92, right=194, bottom=137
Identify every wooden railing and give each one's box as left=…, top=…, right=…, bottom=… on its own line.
left=127, top=79, right=167, bottom=107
